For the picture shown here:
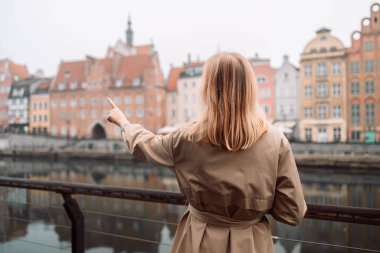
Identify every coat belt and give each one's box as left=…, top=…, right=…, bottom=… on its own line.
left=188, top=205, right=263, bottom=227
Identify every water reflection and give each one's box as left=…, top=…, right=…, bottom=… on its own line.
left=0, top=157, right=379, bottom=252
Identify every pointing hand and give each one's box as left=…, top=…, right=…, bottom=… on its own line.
left=106, top=97, right=129, bottom=127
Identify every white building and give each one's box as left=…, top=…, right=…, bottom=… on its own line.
left=165, top=60, right=204, bottom=128
left=274, top=55, right=300, bottom=140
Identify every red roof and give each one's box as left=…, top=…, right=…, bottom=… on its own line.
left=34, top=78, right=51, bottom=94
left=115, top=54, right=155, bottom=86
left=0, top=59, right=29, bottom=79
left=54, top=60, right=86, bottom=90
left=167, top=66, right=183, bottom=92
left=135, top=45, right=153, bottom=55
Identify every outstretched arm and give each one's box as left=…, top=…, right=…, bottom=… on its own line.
left=106, top=97, right=174, bottom=168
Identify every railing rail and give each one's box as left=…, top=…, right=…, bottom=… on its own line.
left=1, top=176, right=380, bottom=253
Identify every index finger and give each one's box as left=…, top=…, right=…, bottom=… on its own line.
left=107, top=97, right=117, bottom=108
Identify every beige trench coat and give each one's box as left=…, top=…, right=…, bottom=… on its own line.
left=121, top=123, right=307, bottom=253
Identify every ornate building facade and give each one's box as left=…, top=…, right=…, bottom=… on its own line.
left=49, top=18, right=166, bottom=139
left=299, top=28, right=347, bottom=142
left=346, top=3, right=380, bottom=143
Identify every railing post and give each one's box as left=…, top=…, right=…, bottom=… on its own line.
left=62, top=193, right=84, bottom=253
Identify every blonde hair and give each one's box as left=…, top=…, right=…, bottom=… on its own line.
left=190, top=52, right=268, bottom=151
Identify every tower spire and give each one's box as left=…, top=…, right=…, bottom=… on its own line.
left=126, top=14, right=133, bottom=47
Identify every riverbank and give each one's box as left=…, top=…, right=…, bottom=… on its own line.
left=1, top=149, right=380, bottom=170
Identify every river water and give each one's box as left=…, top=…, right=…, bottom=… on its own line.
left=0, top=157, right=379, bottom=253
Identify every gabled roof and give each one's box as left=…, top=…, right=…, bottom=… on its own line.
left=167, top=66, right=183, bottom=92
left=54, top=60, right=86, bottom=89
left=114, top=54, right=155, bottom=86
left=0, top=59, right=29, bottom=79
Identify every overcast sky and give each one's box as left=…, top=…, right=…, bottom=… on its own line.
left=0, top=0, right=376, bottom=77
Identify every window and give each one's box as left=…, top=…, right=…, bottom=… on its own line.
left=60, top=99, right=67, bottom=108
left=332, top=63, right=341, bottom=75
left=304, top=107, right=312, bottom=118
left=51, top=100, right=57, bottom=108
left=171, top=109, right=176, bottom=118
left=289, top=104, right=294, bottom=113
left=305, top=86, right=312, bottom=98
left=317, top=83, right=328, bottom=97
left=351, top=131, right=361, bottom=141
left=136, top=108, right=144, bottom=118
left=320, top=47, right=327, bottom=53
left=305, top=128, right=312, bottom=142
left=183, top=82, right=188, bottom=88
left=51, top=126, right=57, bottom=136
left=64, top=71, right=71, bottom=79
left=260, top=88, right=270, bottom=99
left=44, top=115, right=48, bottom=122
left=71, top=112, right=76, bottom=119
left=92, top=98, right=98, bottom=106
left=70, top=126, right=77, bottom=138
left=58, top=82, right=66, bottom=91
left=350, top=61, right=360, bottom=73
left=351, top=104, right=360, bottom=125
left=33, top=115, right=37, bottom=122
left=333, top=105, right=341, bottom=118
left=316, top=103, right=328, bottom=119
left=263, top=105, right=270, bottom=115
left=60, top=126, right=67, bottom=136
left=124, top=96, right=132, bottom=104
left=116, top=78, right=124, bottom=87
left=316, top=63, right=327, bottom=77
left=70, top=81, right=78, bottom=90
left=332, top=83, right=341, bottom=96
left=364, top=60, right=374, bottom=72
left=364, top=41, right=374, bottom=51
left=351, top=82, right=360, bottom=95
left=80, top=98, right=86, bottom=106
left=124, top=109, right=132, bottom=117
left=60, top=112, right=66, bottom=120
left=304, top=65, right=312, bottom=77
left=365, top=81, right=375, bottom=94
left=366, top=103, right=375, bottom=126
left=133, top=77, right=141, bottom=86
left=170, top=94, right=176, bottom=104
left=70, top=99, right=77, bottom=107
left=136, top=95, right=144, bottom=104
left=80, top=110, right=86, bottom=120
left=257, top=76, right=267, bottom=84
left=333, top=128, right=341, bottom=142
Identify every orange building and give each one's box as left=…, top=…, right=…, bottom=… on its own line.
left=0, top=59, right=29, bottom=132
left=299, top=28, right=347, bottom=142
left=346, top=3, right=380, bottom=143
left=49, top=18, right=166, bottom=139
left=249, top=54, right=276, bottom=122
left=29, top=78, right=51, bottom=135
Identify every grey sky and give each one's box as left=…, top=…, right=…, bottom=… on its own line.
left=0, top=0, right=375, bottom=76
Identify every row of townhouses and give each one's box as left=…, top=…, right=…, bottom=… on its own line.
left=0, top=3, right=379, bottom=143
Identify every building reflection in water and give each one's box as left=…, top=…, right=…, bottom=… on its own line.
left=0, top=157, right=379, bottom=252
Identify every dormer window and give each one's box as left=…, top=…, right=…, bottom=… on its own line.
left=0, top=74, right=5, bottom=82
left=81, top=82, right=88, bottom=89
left=116, top=78, right=124, bottom=87
left=310, top=48, right=317, bottom=53
left=70, top=80, right=78, bottom=90
left=320, top=47, right=327, bottom=53
left=58, top=82, right=66, bottom=91
left=330, top=46, right=337, bottom=52
left=133, top=77, right=141, bottom=86
left=12, top=88, right=25, bottom=97
left=64, top=71, right=71, bottom=79
left=320, top=35, right=327, bottom=41
left=14, top=75, right=19, bottom=81
left=257, top=76, right=267, bottom=84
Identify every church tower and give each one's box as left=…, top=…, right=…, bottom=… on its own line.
left=126, top=15, right=133, bottom=47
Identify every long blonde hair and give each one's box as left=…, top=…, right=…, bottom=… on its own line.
left=190, top=52, right=268, bottom=151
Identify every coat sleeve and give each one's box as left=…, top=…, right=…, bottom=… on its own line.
left=270, top=136, right=307, bottom=226
left=121, top=123, right=175, bottom=169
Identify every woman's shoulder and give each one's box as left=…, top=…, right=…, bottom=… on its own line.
left=260, top=124, right=289, bottom=146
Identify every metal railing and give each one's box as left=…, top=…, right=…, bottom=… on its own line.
left=0, top=176, right=380, bottom=253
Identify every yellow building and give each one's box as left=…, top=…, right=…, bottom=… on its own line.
left=299, top=28, right=347, bottom=142
left=29, top=78, right=51, bottom=135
